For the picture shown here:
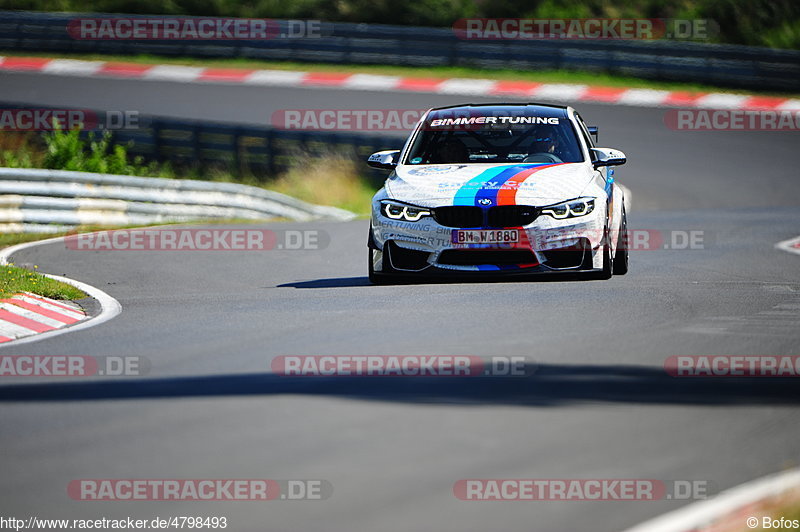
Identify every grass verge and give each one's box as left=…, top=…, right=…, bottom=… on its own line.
left=3, top=51, right=798, bottom=98
left=1, top=230, right=91, bottom=300
left=0, top=232, right=65, bottom=249
left=0, top=263, right=86, bottom=300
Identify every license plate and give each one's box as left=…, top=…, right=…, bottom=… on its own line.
left=452, top=229, right=520, bottom=244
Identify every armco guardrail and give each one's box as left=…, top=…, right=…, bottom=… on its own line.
left=1, top=11, right=799, bottom=91
left=0, top=167, right=356, bottom=233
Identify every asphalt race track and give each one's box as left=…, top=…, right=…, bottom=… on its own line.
left=1, top=70, right=799, bottom=532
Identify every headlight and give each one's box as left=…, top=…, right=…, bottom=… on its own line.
left=541, top=198, right=595, bottom=219
left=381, top=201, right=431, bottom=222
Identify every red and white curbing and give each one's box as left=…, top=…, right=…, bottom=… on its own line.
left=0, top=291, right=87, bottom=343
left=0, top=56, right=797, bottom=111
left=0, top=236, right=122, bottom=347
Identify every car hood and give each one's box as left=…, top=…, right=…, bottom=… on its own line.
left=385, top=162, right=595, bottom=207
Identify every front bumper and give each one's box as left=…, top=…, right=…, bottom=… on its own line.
left=370, top=203, right=607, bottom=274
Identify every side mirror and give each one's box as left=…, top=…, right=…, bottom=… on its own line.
left=587, top=126, right=599, bottom=143
left=591, top=147, right=626, bottom=168
left=367, top=150, right=400, bottom=170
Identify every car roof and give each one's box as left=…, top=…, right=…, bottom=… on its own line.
left=427, top=103, right=571, bottom=118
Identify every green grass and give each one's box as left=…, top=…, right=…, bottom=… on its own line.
left=0, top=233, right=83, bottom=305
left=0, top=263, right=86, bottom=300
left=0, top=232, right=65, bottom=249
left=3, top=51, right=799, bottom=98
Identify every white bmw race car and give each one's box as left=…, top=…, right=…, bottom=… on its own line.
left=367, top=103, right=628, bottom=283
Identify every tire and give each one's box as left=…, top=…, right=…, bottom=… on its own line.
left=612, top=207, right=629, bottom=275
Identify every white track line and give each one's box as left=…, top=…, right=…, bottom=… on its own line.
left=622, top=467, right=800, bottom=532
left=776, top=236, right=800, bottom=256
left=0, top=236, right=122, bottom=348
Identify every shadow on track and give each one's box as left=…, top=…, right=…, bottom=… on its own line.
left=277, top=272, right=591, bottom=289
left=1, top=363, right=798, bottom=406
left=277, top=277, right=372, bottom=288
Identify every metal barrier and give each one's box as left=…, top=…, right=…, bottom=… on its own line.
left=1, top=10, right=799, bottom=91
left=0, top=167, right=356, bottom=233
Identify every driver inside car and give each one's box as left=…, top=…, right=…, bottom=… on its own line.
left=524, top=127, right=563, bottom=163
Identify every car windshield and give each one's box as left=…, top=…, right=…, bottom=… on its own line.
left=405, top=107, right=585, bottom=165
